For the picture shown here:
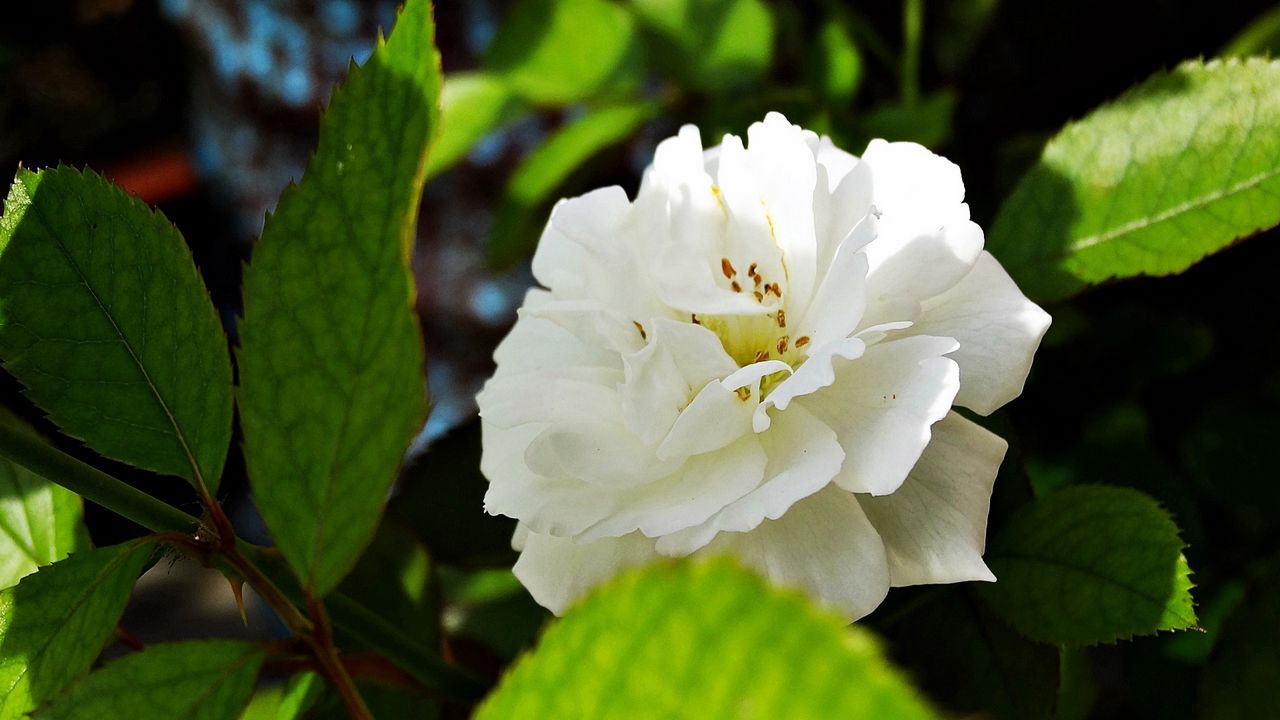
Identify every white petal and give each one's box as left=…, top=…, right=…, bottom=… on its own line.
left=701, top=485, right=891, bottom=620
left=754, top=338, right=866, bottom=432
left=797, top=335, right=960, bottom=495
left=656, top=402, right=844, bottom=556
left=513, top=530, right=660, bottom=615
left=911, top=252, right=1052, bottom=415
left=860, top=139, right=966, bottom=225
left=823, top=158, right=874, bottom=270
left=815, top=136, right=859, bottom=190
left=576, top=434, right=768, bottom=541
left=477, top=365, right=622, bottom=430
left=491, top=291, right=620, bottom=376
left=861, top=218, right=984, bottom=328
left=531, top=186, right=631, bottom=294
left=858, top=412, right=1005, bottom=586
left=792, top=216, right=872, bottom=349
left=656, top=380, right=753, bottom=460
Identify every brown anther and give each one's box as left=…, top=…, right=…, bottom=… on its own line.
left=776, top=309, right=786, bottom=328
left=747, top=262, right=758, bottom=277
left=753, top=274, right=762, bottom=288
left=731, top=280, right=742, bottom=293
left=721, top=257, right=736, bottom=278
left=754, top=350, right=770, bottom=362
left=633, top=321, right=647, bottom=341
left=753, top=290, right=764, bottom=302
left=777, top=336, right=790, bottom=354
left=795, top=336, right=811, bottom=348
left=691, top=314, right=701, bottom=325
left=767, top=282, right=782, bottom=297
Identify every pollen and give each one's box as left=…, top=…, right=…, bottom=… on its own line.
left=633, top=321, right=647, bottom=341
left=777, top=336, right=789, bottom=354
left=754, top=350, right=770, bottom=363
left=776, top=309, right=786, bottom=327
left=795, top=335, right=810, bottom=349
left=753, top=290, right=764, bottom=302
left=721, top=257, right=736, bottom=279
left=731, top=280, right=742, bottom=293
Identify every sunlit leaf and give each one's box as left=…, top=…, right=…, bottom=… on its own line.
left=476, top=559, right=937, bottom=719
left=486, top=0, right=642, bottom=104
left=425, top=73, right=526, bottom=180
left=0, top=540, right=155, bottom=718
left=237, top=0, right=439, bottom=596
left=0, top=167, right=233, bottom=492
left=989, top=58, right=1280, bottom=302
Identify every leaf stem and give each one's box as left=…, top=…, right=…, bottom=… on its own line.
left=0, top=424, right=199, bottom=534
left=901, top=0, right=923, bottom=105
left=307, top=597, right=374, bottom=720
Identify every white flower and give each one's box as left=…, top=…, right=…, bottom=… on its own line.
left=477, top=112, right=1050, bottom=620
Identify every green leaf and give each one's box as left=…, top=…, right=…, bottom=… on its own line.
left=236, top=0, right=439, bottom=597
left=0, top=167, right=233, bottom=492
left=425, top=73, right=527, bottom=180
left=475, top=559, right=938, bottom=720
left=490, top=102, right=656, bottom=268
left=860, top=90, right=956, bottom=148
left=630, top=0, right=775, bottom=92
left=877, top=587, right=1058, bottom=720
left=988, top=58, right=1280, bottom=302
left=34, top=640, right=264, bottom=720
left=977, top=485, right=1197, bottom=646
left=1221, top=5, right=1280, bottom=58
left=808, top=19, right=862, bottom=104
left=486, top=0, right=642, bottom=105
left=1197, top=574, right=1280, bottom=719
left=0, top=540, right=155, bottom=718
left=0, top=410, right=88, bottom=590
left=336, top=514, right=439, bottom=650
left=238, top=671, right=322, bottom=720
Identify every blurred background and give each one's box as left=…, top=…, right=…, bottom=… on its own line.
left=2, top=1, right=1279, bottom=718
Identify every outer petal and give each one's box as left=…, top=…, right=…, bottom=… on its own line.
left=576, top=433, right=768, bottom=541
left=797, top=335, right=960, bottom=495
left=492, top=291, right=622, bottom=376
left=858, top=412, right=1006, bottom=586
left=701, top=485, right=891, bottom=620
left=656, top=402, right=844, bottom=556
left=513, top=531, right=660, bottom=615
left=859, top=139, right=966, bottom=225
left=861, top=219, right=984, bottom=329
left=910, top=252, right=1052, bottom=415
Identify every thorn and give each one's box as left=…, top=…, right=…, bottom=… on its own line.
left=227, top=574, right=249, bottom=626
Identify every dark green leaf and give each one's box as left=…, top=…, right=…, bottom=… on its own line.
left=425, top=73, right=526, bottom=180
left=237, top=0, right=439, bottom=597
left=1182, top=401, right=1280, bottom=534
left=1056, top=647, right=1096, bottom=720
left=337, top=514, right=439, bottom=650
left=476, top=559, right=938, bottom=719
left=978, top=485, right=1197, bottom=646
left=0, top=540, right=155, bottom=718
left=490, top=102, right=656, bottom=268
left=878, top=587, right=1059, bottom=720
left=1197, top=573, right=1280, bottom=719
left=630, top=0, right=775, bottom=91
left=486, top=0, right=642, bottom=104
left=860, top=90, right=956, bottom=148
left=988, top=58, right=1280, bottom=302
left=0, top=167, right=233, bottom=493
left=33, top=640, right=264, bottom=720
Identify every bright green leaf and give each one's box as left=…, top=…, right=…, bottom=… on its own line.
left=237, top=0, right=439, bottom=596
left=0, top=540, right=155, bottom=719
left=238, top=671, right=321, bottom=720
left=988, top=58, right=1280, bottom=302
left=476, top=560, right=938, bottom=720
left=425, top=72, right=526, bottom=180
left=0, top=457, right=87, bottom=591
left=490, top=102, right=656, bottom=268
left=978, top=485, right=1197, bottom=646
left=486, top=0, right=642, bottom=105
left=809, top=19, right=862, bottom=104
left=34, top=640, right=264, bottom=720
left=0, top=167, right=233, bottom=493
left=630, top=0, right=775, bottom=91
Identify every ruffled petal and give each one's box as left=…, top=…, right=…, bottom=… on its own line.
left=701, top=485, right=890, bottom=620
left=656, top=402, right=844, bottom=556
left=858, top=412, right=1005, bottom=586
left=911, top=252, right=1052, bottom=415
left=861, top=218, right=984, bottom=329
left=513, top=530, right=660, bottom=615
left=797, top=335, right=960, bottom=495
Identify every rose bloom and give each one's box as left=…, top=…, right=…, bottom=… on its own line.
left=477, top=113, right=1050, bottom=619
